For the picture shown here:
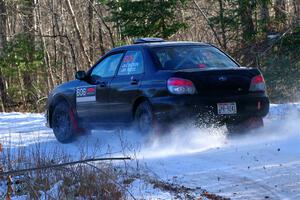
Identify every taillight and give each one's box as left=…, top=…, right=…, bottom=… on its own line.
left=167, top=78, right=197, bottom=95
left=249, top=75, right=266, bottom=92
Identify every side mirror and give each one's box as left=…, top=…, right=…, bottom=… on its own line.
left=75, top=70, right=87, bottom=80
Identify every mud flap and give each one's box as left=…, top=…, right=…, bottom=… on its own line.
left=227, top=117, right=264, bottom=134
left=244, top=117, right=264, bottom=130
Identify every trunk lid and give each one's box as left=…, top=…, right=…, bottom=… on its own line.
left=172, top=67, right=260, bottom=96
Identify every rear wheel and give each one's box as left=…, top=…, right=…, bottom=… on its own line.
left=226, top=117, right=264, bottom=134
left=134, top=101, right=155, bottom=134
left=52, top=102, right=76, bottom=143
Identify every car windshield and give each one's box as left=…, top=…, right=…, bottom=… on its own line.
left=151, top=45, right=239, bottom=70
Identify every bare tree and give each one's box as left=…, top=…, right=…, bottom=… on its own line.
left=0, top=0, right=299, bottom=111
left=192, top=0, right=223, bottom=47
left=22, top=0, right=36, bottom=106
left=65, top=0, right=91, bottom=67
left=0, top=0, right=5, bottom=55
left=275, top=0, right=287, bottom=28
left=260, top=0, right=270, bottom=34
left=0, top=0, right=7, bottom=111
left=218, top=0, right=227, bottom=50
left=88, top=0, right=94, bottom=61
left=293, top=0, right=300, bottom=23
left=238, top=0, right=255, bottom=43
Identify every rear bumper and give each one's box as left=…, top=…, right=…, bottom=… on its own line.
left=150, top=93, right=269, bottom=123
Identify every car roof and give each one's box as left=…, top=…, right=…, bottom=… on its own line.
left=111, top=41, right=212, bottom=52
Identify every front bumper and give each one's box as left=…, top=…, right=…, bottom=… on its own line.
left=150, top=93, right=269, bottom=123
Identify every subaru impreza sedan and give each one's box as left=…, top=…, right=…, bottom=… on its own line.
left=46, top=38, right=269, bottom=143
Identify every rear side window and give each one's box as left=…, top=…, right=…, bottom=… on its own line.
left=151, top=46, right=238, bottom=70
left=117, top=51, right=143, bottom=75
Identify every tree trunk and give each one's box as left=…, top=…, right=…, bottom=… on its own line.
left=192, top=0, right=223, bottom=47
left=51, top=0, right=57, bottom=79
left=36, top=0, right=53, bottom=91
left=22, top=0, right=35, bottom=107
left=0, top=0, right=5, bottom=54
left=238, top=0, right=256, bottom=43
left=275, top=0, right=287, bottom=28
left=260, top=0, right=270, bottom=34
left=0, top=70, right=6, bottom=112
left=99, top=27, right=105, bottom=56
left=54, top=1, right=70, bottom=82
left=88, top=0, right=94, bottom=62
left=93, top=3, right=115, bottom=47
left=293, top=0, right=300, bottom=24
left=0, top=0, right=7, bottom=112
left=218, top=0, right=227, bottom=50
left=65, top=0, right=91, bottom=67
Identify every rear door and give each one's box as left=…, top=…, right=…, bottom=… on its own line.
left=76, top=52, right=124, bottom=123
left=109, top=50, right=145, bottom=123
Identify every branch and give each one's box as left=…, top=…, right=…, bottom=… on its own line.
left=246, top=26, right=293, bottom=66
left=0, top=156, right=131, bottom=176
left=33, top=34, right=68, bottom=38
left=86, top=0, right=116, bottom=47
left=192, top=0, right=223, bottom=47
left=65, top=0, right=92, bottom=66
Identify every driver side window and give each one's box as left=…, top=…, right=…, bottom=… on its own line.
left=91, top=53, right=124, bottom=78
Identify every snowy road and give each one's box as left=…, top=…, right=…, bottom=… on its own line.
left=0, top=104, right=299, bottom=199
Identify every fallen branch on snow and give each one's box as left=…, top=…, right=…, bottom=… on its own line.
left=0, top=156, right=131, bottom=176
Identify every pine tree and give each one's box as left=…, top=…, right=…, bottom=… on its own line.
left=101, top=0, right=188, bottom=39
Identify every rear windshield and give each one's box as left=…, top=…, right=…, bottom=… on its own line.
left=151, top=45, right=239, bottom=70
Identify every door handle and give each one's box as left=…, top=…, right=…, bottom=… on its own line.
left=130, top=79, right=139, bottom=85
left=98, top=81, right=106, bottom=87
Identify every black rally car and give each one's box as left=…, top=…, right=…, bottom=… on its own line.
left=46, top=38, right=269, bottom=143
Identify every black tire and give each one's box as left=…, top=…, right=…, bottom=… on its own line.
left=51, top=102, right=75, bottom=143
left=226, top=117, right=264, bottom=134
left=134, top=101, right=155, bottom=134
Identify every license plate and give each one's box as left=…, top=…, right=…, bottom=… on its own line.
left=217, top=102, right=237, bottom=115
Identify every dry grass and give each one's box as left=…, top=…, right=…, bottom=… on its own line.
left=0, top=141, right=129, bottom=200
left=0, top=129, right=231, bottom=200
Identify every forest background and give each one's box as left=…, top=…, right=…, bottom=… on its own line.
left=0, top=0, right=299, bottom=112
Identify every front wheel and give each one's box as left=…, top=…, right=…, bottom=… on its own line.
left=52, top=102, right=76, bottom=143
left=226, top=117, right=264, bottom=134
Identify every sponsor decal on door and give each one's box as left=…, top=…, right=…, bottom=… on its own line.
left=76, top=86, right=96, bottom=103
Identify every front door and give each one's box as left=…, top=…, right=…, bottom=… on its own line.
left=109, top=50, right=145, bottom=123
left=76, top=52, right=124, bottom=124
